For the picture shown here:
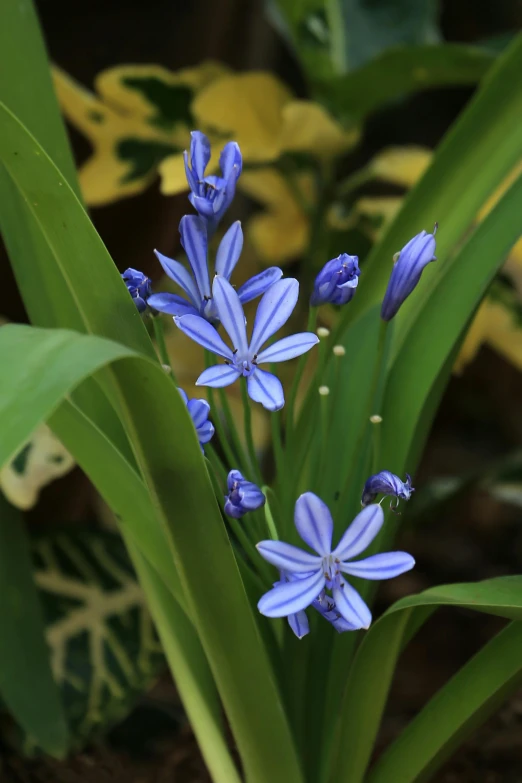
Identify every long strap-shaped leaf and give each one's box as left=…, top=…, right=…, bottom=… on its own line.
left=337, top=33, right=522, bottom=337
left=0, top=493, right=69, bottom=755
left=0, top=324, right=303, bottom=783
left=329, top=576, right=522, bottom=783
left=367, top=620, right=522, bottom=783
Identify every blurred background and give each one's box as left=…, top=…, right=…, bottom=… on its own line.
left=1, top=1, right=522, bottom=780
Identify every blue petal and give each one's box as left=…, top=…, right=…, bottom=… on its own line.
left=191, top=194, right=217, bottom=219
left=257, top=570, right=325, bottom=618
left=256, top=333, right=319, bottom=364
left=333, top=504, right=384, bottom=561
left=212, top=276, right=248, bottom=356
left=341, top=552, right=415, bottom=580
left=180, top=215, right=211, bottom=300
left=220, top=141, right=242, bottom=179
left=215, top=221, right=243, bottom=279
left=224, top=498, right=246, bottom=518
left=183, top=149, right=198, bottom=193
left=196, top=364, right=240, bottom=388
left=256, top=541, right=322, bottom=573
left=148, top=293, right=199, bottom=317
left=247, top=369, right=284, bottom=411
left=187, top=398, right=211, bottom=428
left=250, top=278, right=299, bottom=355
left=332, top=582, right=372, bottom=629
left=238, top=483, right=265, bottom=510
left=154, top=250, right=200, bottom=307
left=287, top=610, right=310, bottom=639
left=177, top=387, right=189, bottom=405
left=175, top=314, right=234, bottom=360
left=190, top=130, right=211, bottom=180
left=294, top=492, right=333, bottom=557
left=196, top=421, right=215, bottom=444
left=237, top=267, right=283, bottom=304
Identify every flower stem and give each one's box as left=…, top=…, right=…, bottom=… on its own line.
left=203, top=350, right=241, bottom=471
left=370, top=415, right=383, bottom=475
left=262, top=486, right=279, bottom=541
left=286, top=308, right=317, bottom=440
left=152, top=315, right=177, bottom=381
left=241, top=378, right=263, bottom=486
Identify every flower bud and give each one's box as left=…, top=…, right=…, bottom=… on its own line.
left=121, top=268, right=152, bottom=312
left=381, top=228, right=437, bottom=321
left=224, top=470, right=265, bottom=519
left=310, top=254, right=360, bottom=307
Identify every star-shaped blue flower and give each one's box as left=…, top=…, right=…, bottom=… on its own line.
left=256, top=492, right=414, bottom=630
left=148, top=216, right=282, bottom=323
left=184, top=130, right=242, bottom=234
left=175, top=276, right=319, bottom=411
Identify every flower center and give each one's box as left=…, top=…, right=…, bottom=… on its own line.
left=322, top=554, right=341, bottom=590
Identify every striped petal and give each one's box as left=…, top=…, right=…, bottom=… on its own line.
left=257, top=570, right=325, bottom=618
left=153, top=250, right=200, bottom=307
left=256, top=540, right=322, bottom=573
left=196, top=364, right=240, bottom=388
left=332, top=581, right=372, bottom=629
left=180, top=215, right=210, bottom=299
left=212, top=276, right=248, bottom=356
left=256, top=333, right=319, bottom=364
left=215, top=221, right=243, bottom=279
left=147, top=293, right=199, bottom=317
left=189, top=130, right=211, bottom=180
left=247, top=369, right=284, bottom=411
left=288, top=610, right=310, bottom=639
left=333, top=504, right=384, bottom=561
left=175, top=314, right=234, bottom=360
left=250, top=278, right=299, bottom=355
left=294, top=492, right=333, bottom=556
left=237, top=267, right=283, bottom=304
left=341, top=552, right=415, bottom=580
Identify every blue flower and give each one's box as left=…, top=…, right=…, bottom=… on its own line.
left=362, top=471, right=414, bottom=509
left=277, top=571, right=358, bottom=639
left=178, top=388, right=214, bottom=452
left=184, top=130, right=242, bottom=233
left=175, top=276, right=319, bottom=411
left=381, top=227, right=437, bottom=321
left=148, top=216, right=282, bottom=323
left=310, top=254, right=360, bottom=306
left=224, top=470, right=265, bottom=518
left=256, top=492, right=414, bottom=630
left=122, top=268, right=152, bottom=312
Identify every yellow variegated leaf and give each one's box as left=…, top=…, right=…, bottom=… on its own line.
left=369, top=145, right=432, bottom=187
left=239, top=168, right=313, bottom=263
left=0, top=424, right=75, bottom=511
left=192, top=72, right=292, bottom=162
left=355, top=196, right=404, bottom=240
left=52, top=62, right=226, bottom=206
left=279, top=100, right=359, bottom=157
left=455, top=298, right=522, bottom=373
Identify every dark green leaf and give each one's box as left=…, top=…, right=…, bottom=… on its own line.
left=0, top=493, right=69, bottom=756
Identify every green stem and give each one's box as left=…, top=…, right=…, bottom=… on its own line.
left=370, top=415, right=382, bottom=476
left=286, top=308, right=318, bottom=442
left=326, top=0, right=348, bottom=75
left=152, top=315, right=177, bottom=381
left=262, top=487, right=280, bottom=541
left=204, top=351, right=239, bottom=471
left=241, top=378, right=263, bottom=485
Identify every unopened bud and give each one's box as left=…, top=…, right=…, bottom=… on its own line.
left=370, top=414, right=383, bottom=424
left=317, top=327, right=330, bottom=339
left=318, top=385, right=330, bottom=396
left=333, top=345, right=345, bottom=357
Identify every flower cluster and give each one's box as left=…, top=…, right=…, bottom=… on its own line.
left=257, top=492, right=414, bottom=637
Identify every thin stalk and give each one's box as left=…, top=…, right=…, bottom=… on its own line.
left=152, top=315, right=177, bottom=381
left=326, top=0, right=348, bottom=75
left=262, top=487, right=280, bottom=541
left=370, top=415, right=383, bottom=475
left=270, top=364, right=285, bottom=481
left=218, top=385, right=250, bottom=472
left=241, top=378, right=263, bottom=485
left=203, top=350, right=243, bottom=471
left=286, top=308, right=317, bottom=441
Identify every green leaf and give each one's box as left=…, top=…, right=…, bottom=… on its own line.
left=0, top=324, right=303, bottom=783
left=366, top=621, right=522, bottom=783
left=332, top=0, right=440, bottom=72
left=330, top=576, right=522, bottom=782
left=0, top=493, right=69, bottom=756
left=338, top=33, right=522, bottom=335
left=0, top=325, right=135, bottom=470
left=25, top=529, right=166, bottom=751
left=320, top=44, right=495, bottom=120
